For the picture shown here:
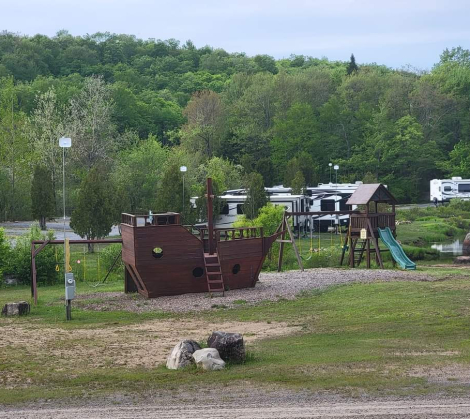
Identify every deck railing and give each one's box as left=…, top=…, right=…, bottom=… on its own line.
left=198, top=226, right=264, bottom=242
left=121, top=213, right=181, bottom=227
left=350, top=213, right=396, bottom=231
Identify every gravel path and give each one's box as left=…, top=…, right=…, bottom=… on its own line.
left=79, top=268, right=433, bottom=313
left=2, top=389, right=470, bottom=418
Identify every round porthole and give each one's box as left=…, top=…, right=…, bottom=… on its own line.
left=192, top=267, right=204, bottom=278
left=232, top=264, right=240, bottom=274
left=152, top=247, right=163, bottom=259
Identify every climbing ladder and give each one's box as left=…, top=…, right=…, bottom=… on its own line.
left=352, top=238, right=367, bottom=267
left=204, top=252, right=225, bottom=296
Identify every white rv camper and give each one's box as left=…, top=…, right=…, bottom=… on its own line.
left=216, top=193, right=308, bottom=230
left=430, top=178, right=470, bottom=203
left=191, top=193, right=309, bottom=230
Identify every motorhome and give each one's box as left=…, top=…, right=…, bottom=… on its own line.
left=430, top=178, right=470, bottom=203
left=191, top=193, right=309, bottom=231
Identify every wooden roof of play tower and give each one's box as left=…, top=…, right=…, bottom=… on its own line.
left=346, top=184, right=397, bottom=206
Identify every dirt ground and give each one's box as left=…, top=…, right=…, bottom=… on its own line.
left=0, top=318, right=301, bottom=373
left=2, top=390, right=470, bottom=418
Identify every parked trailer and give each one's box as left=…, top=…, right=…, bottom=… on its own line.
left=430, top=178, right=470, bottom=203
left=191, top=193, right=309, bottom=231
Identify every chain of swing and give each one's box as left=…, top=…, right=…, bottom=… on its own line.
left=296, top=215, right=347, bottom=261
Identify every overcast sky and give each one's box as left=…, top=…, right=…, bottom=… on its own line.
left=2, top=0, right=470, bottom=69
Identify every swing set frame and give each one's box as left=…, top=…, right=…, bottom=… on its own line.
left=277, top=210, right=359, bottom=272
left=30, top=238, right=123, bottom=305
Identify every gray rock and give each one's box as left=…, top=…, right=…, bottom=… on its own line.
left=463, top=233, right=470, bottom=256
left=3, top=275, right=18, bottom=286
left=207, top=331, right=246, bottom=363
left=192, top=348, right=225, bottom=371
left=1, top=301, right=30, bottom=316
left=166, top=340, right=201, bottom=370
left=454, top=256, right=470, bottom=264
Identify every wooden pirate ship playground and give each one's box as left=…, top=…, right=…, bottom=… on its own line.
left=121, top=178, right=280, bottom=298
left=30, top=181, right=415, bottom=303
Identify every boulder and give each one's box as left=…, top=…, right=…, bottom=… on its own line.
left=207, top=331, right=245, bottom=363
left=454, top=256, right=470, bottom=265
left=463, top=233, right=470, bottom=256
left=3, top=275, right=18, bottom=286
left=192, top=348, right=225, bottom=371
left=1, top=301, right=30, bottom=317
left=166, top=340, right=201, bottom=370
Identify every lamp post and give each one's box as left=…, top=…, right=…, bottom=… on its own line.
left=328, top=163, right=332, bottom=183
left=334, top=165, right=339, bottom=186
left=59, top=137, right=73, bottom=320
left=180, top=166, right=187, bottom=219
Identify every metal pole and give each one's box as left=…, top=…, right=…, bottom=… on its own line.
left=63, top=147, right=66, bottom=260
left=329, top=166, right=332, bottom=183
left=182, top=173, right=185, bottom=218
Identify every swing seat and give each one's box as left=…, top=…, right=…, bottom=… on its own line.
left=342, top=245, right=349, bottom=251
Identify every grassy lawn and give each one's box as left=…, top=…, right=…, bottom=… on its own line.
left=2, top=270, right=470, bottom=404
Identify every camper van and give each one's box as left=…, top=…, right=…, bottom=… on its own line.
left=430, top=178, right=470, bottom=203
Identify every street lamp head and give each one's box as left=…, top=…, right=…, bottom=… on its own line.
left=59, top=137, right=72, bottom=148
left=334, top=165, right=339, bottom=170
left=180, top=166, right=187, bottom=172
left=329, top=163, right=332, bottom=167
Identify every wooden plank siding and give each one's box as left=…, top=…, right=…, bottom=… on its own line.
left=121, top=220, right=277, bottom=298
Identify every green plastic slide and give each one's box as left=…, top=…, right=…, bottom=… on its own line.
left=378, top=227, right=416, bottom=270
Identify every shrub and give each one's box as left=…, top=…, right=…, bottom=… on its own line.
left=10, top=225, right=61, bottom=285
left=100, top=244, right=124, bottom=274
left=0, top=228, right=11, bottom=283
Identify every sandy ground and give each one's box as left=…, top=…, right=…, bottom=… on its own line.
left=0, top=318, right=300, bottom=375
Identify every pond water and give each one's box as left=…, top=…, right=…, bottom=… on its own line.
left=431, top=238, right=464, bottom=256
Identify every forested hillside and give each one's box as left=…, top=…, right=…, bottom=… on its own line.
left=0, top=31, right=469, bottom=222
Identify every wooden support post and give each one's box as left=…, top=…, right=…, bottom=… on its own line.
left=286, top=217, right=304, bottom=272
left=277, top=214, right=287, bottom=272
left=366, top=237, right=371, bottom=269
left=206, top=178, right=215, bottom=255
left=367, top=219, right=383, bottom=268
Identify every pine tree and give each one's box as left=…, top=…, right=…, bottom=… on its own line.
left=244, top=172, right=267, bottom=220
left=347, top=54, right=359, bottom=75
left=31, top=165, right=55, bottom=230
left=70, top=167, right=116, bottom=251
left=291, top=171, right=306, bottom=195
left=155, top=163, right=191, bottom=220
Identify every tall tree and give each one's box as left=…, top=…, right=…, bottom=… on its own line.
left=346, top=54, right=358, bottom=75
left=29, top=87, right=65, bottom=212
left=181, top=90, right=224, bottom=158
left=244, top=172, right=267, bottom=220
left=31, top=165, right=55, bottom=230
left=70, top=167, right=116, bottom=251
left=67, top=76, right=116, bottom=170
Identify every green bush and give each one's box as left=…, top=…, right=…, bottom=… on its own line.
left=100, top=244, right=124, bottom=274
left=9, top=225, right=61, bottom=285
left=0, top=228, right=11, bottom=284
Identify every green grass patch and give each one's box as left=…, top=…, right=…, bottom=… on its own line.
left=2, top=276, right=470, bottom=404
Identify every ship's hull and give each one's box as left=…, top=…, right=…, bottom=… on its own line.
left=121, top=223, right=275, bottom=298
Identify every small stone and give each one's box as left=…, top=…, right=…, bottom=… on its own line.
left=3, top=275, right=18, bottom=286
left=166, top=340, right=201, bottom=370
left=192, top=348, right=225, bottom=371
left=454, top=256, right=470, bottom=264
left=207, top=331, right=246, bottom=363
left=1, top=301, right=30, bottom=317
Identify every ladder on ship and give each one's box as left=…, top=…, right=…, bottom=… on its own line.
left=204, top=252, right=225, bottom=296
